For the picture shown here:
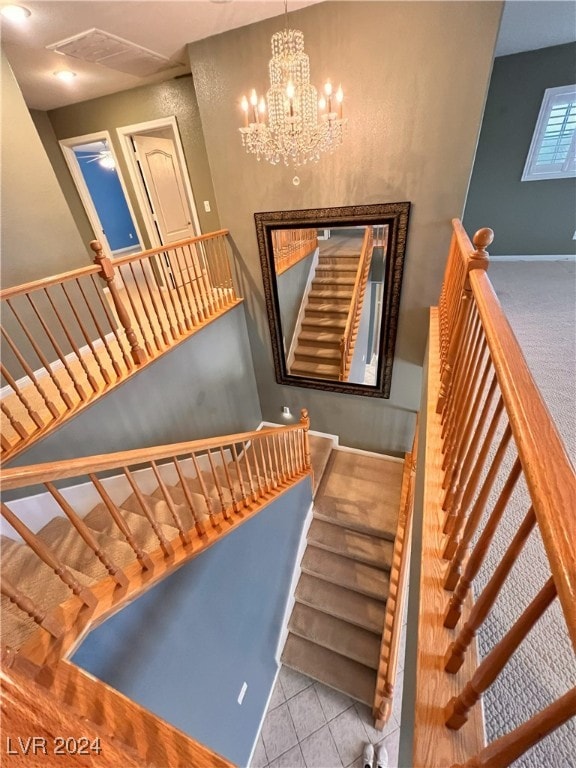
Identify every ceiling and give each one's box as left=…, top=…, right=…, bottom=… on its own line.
left=1, top=0, right=575, bottom=112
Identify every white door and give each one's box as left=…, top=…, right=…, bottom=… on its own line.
left=132, top=134, right=196, bottom=244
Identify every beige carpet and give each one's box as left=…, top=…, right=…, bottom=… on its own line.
left=475, top=260, right=575, bottom=767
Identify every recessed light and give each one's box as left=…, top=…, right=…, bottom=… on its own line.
left=0, top=4, right=31, bottom=21
left=54, top=70, right=76, bottom=82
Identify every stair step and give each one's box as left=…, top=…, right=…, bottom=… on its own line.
left=84, top=503, right=179, bottom=553
left=297, top=330, right=342, bottom=346
left=305, top=304, right=349, bottom=315
left=316, top=265, right=358, bottom=274
left=312, top=277, right=356, bottom=286
left=309, top=290, right=352, bottom=302
left=293, top=346, right=340, bottom=362
left=301, top=316, right=347, bottom=329
left=291, top=361, right=341, bottom=379
left=288, top=603, right=381, bottom=669
left=281, top=634, right=376, bottom=705
left=295, top=573, right=386, bottom=634
left=121, top=491, right=197, bottom=531
left=308, top=518, right=394, bottom=569
left=36, top=516, right=135, bottom=580
left=301, top=546, right=390, bottom=601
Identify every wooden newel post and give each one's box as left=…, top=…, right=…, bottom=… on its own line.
left=90, top=240, right=146, bottom=365
left=468, top=228, right=494, bottom=275
left=300, top=408, right=312, bottom=473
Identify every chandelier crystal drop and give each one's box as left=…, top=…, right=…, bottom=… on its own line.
left=239, top=27, right=347, bottom=166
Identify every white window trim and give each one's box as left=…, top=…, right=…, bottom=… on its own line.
left=521, top=83, right=576, bottom=182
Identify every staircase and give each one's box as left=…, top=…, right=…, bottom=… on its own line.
left=290, top=250, right=360, bottom=380
left=281, top=447, right=404, bottom=706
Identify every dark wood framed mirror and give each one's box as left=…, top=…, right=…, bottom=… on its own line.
left=255, top=202, right=411, bottom=398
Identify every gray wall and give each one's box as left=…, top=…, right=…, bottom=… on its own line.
left=44, top=75, right=221, bottom=246
left=72, top=478, right=312, bottom=767
left=188, top=1, right=502, bottom=454
left=277, top=249, right=316, bottom=351
left=464, top=43, right=576, bottom=255
left=0, top=52, right=90, bottom=287
left=6, top=305, right=262, bottom=469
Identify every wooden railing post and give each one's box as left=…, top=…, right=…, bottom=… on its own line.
left=90, top=240, right=146, bottom=365
left=300, top=408, right=312, bottom=474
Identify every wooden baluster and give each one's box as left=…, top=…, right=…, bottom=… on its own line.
left=265, top=436, right=279, bottom=490
left=0, top=363, right=44, bottom=429
left=444, top=424, right=513, bottom=589
left=219, top=446, right=241, bottom=513
left=1, top=575, right=64, bottom=639
left=191, top=452, right=218, bottom=525
left=288, top=431, right=298, bottom=476
left=156, top=251, right=186, bottom=335
left=183, top=244, right=209, bottom=323
left=5, top=300, right=75, bottom=410
left=241, top=441, right=260, bottom=502
left=231, top=444, right=250, bottom=508
left=256, top=437, right=272, bottom=494
left=442, top=355, right=492, bottom=504
left=210, top=236, right=226, bottom=298
left=59, top=282, right=112, bottom=387
left=273, top=433, right=287, bottom=484
left=0, top=503, right=96, bottom=608
left=89, top=474, right=153, bottom=570
left=206, top=450, right=231, bottom=520
left=172, top=457, right=206, bottom=536
left=89, top=274, right=133, bottom=372
left=114, top=264, right=154, bottom=357
left=439, top=294, right=474, bottom=444
left=150, top=461, right=191, bottom=545
left=451, top=688, right=576, bottom=768
left=91, top=241, right=147, bottom=364
left=195, top=241, right=217, bottom=316
left=220, top=235, right=236, bottom=299
left=446, top=508, right=536, bottom=672
left=147, top=255, right=179, bottom=341
left=1, top=328, right=60, bottom=419
left=44, top=482, right=127, bottom=588
left=284, top=432, right=295, bottom=477
left=123, top=467, right=174, bottom=557
left=128, top=262, right=161, bottom=352
left=445, top=577, right=557, bottom=729
left=202, top=239, right=222, bottom=310
left=138, top=259, right=171, bottom=346
left=27, top=294, right=89, bottom=401
left=1, top=431, right=13, bottom=453
left=75, top=278, right=123, bottom=379
left=248, top=438, right=267, bottom=497
left=171, top=247, right=196, bottom=330
left=443, top=393, right=504, bottom=547
left=43, top=287, right=100, bottom=394
left=444, top=458, right=523, bottom=630
left=1, top=402, right=28, bottom=440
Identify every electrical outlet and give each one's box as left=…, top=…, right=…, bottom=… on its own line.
left=204, top=200, right=211, bottom=213
left=238, top=682, right=248, bottom=705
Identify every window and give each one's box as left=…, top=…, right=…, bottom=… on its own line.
left=522, top=84, right=576, bottom=181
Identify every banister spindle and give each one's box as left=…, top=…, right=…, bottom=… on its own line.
left=89, top=274, right=133, bottom=372
left=1, top=575, right=64, bottom=639
left=91, top=240, right=146, bottom=365
left=241, top=441, right=259, bottom=502
left=150, top=461, right=192, bottom=545
left=219, top=446, right=241, bottom=513
left=205, top=450, right=231, bottom=520
left=0, top=503, right=96, bottom=609
left=45, top=482, right=127, bottom=588
left=445, top=577, right=557, bottom=729
left=445, top=505, right=536, bottom=673
left=156, top=252, right=186, bottom=335
left=191, top=453, right=217, bottom=525
left=1, top=402, right=29, bottom=440
left=60, top=281, right=112, bottom=385
left=123, top=467, right=174, bottom=557
left=75, top=278, right=123, bottom=379
left=172, top=457, right=206, bottom=536
left=230, top=444, right=250, bottom=508
left=444, top=458, right=523, bottom=629
left=257, top=437, right=272, bottom=493
left=0, top=363, right=44, bottom=429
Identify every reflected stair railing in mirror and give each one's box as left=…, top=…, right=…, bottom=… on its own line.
left=0, top=230, right=241, bottom=461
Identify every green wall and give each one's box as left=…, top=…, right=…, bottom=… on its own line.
left=188, top=0, right=502, bottom=454
left=464, top=43, right=576, bottom=255
left=44, top=75, right=221, bottom=245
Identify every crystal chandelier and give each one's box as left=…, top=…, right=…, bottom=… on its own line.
left=239, top=8, right=346, bottom=166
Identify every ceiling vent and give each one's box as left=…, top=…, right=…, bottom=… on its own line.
left=46, top=28, right=176, bottom=77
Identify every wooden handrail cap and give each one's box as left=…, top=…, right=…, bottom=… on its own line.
left=89, top=240, right=103, bottom=254
left=473, top=228, right=494, bottom=252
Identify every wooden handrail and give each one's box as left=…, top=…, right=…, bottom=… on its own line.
left=340, top=226, right=374, bottom=380
left=469, top=268, right=576, bottom=647
left=0, top=265, right=101, bottom=301
left=111, top=230, right=230, bottom=267
left=1, top=419, right=309, bottom=491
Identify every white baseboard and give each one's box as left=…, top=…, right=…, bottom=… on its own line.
left=258, top=420, right=340, bottom=447
left=275, top=500, right=314, bottom=665
left=248, top=664, right=281, bottom=767
left=489, top=254, right=575, bottom=262
left=335, top=444, right=405, bottom=462
left=0, top=331, right=119, bottom=399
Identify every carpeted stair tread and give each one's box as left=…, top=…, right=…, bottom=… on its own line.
left=281, top=634, right=375, bottom=705
left=301, top=546, right=390, bottom=601
left=121, top=491, right=196, bottom=532
left=293, top=346, right=340, bottom=362
left=297, top=330, right=342, bottom=346
left=305, top=304, right=349, bottom=315
left=152, top=484, right=213, bottom=519
left=295, top=573, right=386, bottom=634
left=312, top=277, right=356, bottom=286
left=1, top=595, right=38, bottom=650
left=36, top=516, right=136, bottom=579
left=308, top=436, right=334, bottom=493
left=290, top=360, right=341, bottom=379
left=84, top=503, right=179, bottom=553
left=301, top=316, right=347, bottom=329
left=288, top=602, right=381, bottom=669
left=308, top=291, right=352, bottom=302
left=314, top=451, right=402, bottom=541
left=308, top=518, right=394, bottom=569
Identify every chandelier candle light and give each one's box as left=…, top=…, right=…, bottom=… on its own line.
left=239, top=16, right=346, bottom=166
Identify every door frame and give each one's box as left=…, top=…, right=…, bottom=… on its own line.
left=59, top=130, right=145, bottom=256
left=116, top=117, right=202, bottom=249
